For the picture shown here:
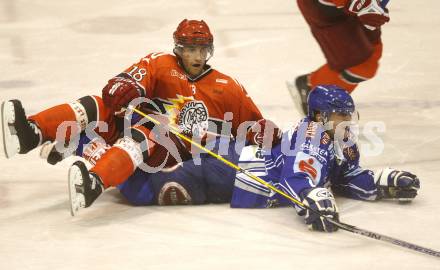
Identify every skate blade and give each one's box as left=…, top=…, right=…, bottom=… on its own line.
left=68, top=164, right=85, bottom=216
left=286, top=80, right=305, bottom=116
left=1, top=101, right=19, bottom=158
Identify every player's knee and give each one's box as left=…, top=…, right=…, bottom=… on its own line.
left=74, top=95, right=100, bottom=124
left=128, top=126, right=154, bottom=162
left=340, top=43, right=382, bottom=85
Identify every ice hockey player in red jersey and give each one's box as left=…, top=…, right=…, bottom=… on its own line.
left=1, top=19, right=264, bottom=216
left=287, top=0, right=390, bottom=114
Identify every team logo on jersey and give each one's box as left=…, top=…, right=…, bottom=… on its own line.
left=177, top=100, right=209, bottom=137
left=170, top=69, right=186, bottom=80
left=216, top=78, right=228, bottom=84
left=299, top=158, right=318, bottom=180
left=294, top=152, right=322, bottom=186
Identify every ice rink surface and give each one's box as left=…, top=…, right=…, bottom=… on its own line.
left=1, top=0, right=439, bottom=269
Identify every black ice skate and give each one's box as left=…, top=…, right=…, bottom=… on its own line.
left=68, top=160, right=104, bottom=216
left=1, top=99, right=42, bottom=158
left=286, top=74, right=311, bottom=115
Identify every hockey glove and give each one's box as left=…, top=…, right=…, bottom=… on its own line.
left=246, top=119, right=282, bottom=149
left=102, top=77, right=143, bottom=115
left=39, top=137, right=110, bottom=166
left=347, top=0, right=390, bottom=29
left=375, top=167, right=420, bottom=201
left=39, top=141, right=75, bottom=165
left=301, top=187, right=339, bottom=232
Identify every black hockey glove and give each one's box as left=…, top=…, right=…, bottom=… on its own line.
left=39, top=141, right=74, bottom=165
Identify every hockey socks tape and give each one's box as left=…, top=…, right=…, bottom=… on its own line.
left=68, top=101, right=89, bottom=131
left=113, top=136, right=144, bottom=167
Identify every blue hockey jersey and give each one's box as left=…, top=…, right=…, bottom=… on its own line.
left=231, top=117, right=378, bottom=210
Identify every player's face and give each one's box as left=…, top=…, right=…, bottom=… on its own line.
left=329, top=112, right=352, bottom=128
left=327, top=112, right=354, bottom=139
left=180, top=45, right=210, bottom=77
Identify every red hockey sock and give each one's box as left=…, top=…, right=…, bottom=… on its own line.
left=90, top=126, right=158, bottom=188
left=90, top=147, right=135, bottom=188
left=29, top=103, right=78, bottom=142
left=310, top=64, right=358, bottom=93
left=310, top=42, right=383, bottom=93
left=28, top=95, right=117, bottom=144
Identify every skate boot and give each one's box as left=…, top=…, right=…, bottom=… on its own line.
left=68, top=160, right=104, bottom=216
left=1, top=99, right=42, bottom=158
left=286, top=74, right=312, bottom=115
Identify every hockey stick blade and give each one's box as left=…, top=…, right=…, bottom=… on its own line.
left=327, top=219, right=440, bottom=258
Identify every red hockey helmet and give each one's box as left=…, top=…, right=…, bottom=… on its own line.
left=173, top=19, right=214, bottom=47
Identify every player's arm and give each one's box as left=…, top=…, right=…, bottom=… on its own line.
left=229, top=79, right=263, bottom=126
left=246, top=119, right=282, bottom=149
left=331, top=144, right=420, bottom=202
left=277, top=125, right=339, bottom=232
left=279, top=151, right=339, bottom=232
left=102, top=52, right=160, bottom=114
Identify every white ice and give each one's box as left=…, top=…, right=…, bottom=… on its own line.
left=0, top=0, right=439, bottom=269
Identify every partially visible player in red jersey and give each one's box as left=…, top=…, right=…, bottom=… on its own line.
left=2, top=19, right=276, bottom=215
left=287, top=0, right=390, bottom=114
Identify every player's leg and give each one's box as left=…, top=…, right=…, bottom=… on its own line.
left=197, top=138, right=241, bottom=203
left=330, top=169, right=379, bottom=201
left=1, top=95, right=116, bottom=158
left=149, top=161, right=208, bottom=205
left=116, top=169, right=156, bottom=206
left=309, top=42, right=383, bottom=92
left=68, top=124, right=191, bottom=215
left=115, top=151, right=207, bottom=206
left=69, top=125, right=154, bottom=215
left=118, top=137, right=240, bottom=206
left=290, top=0, right=382, bottom=114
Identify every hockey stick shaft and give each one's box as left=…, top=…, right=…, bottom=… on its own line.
left=329, top=219, right=440, bottom=258
left=129, top=106, right=440, bottom=258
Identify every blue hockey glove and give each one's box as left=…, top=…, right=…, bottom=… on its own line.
left=301, top=188, right=339, bottom=232
left=375, top=168, right=420, bottom=201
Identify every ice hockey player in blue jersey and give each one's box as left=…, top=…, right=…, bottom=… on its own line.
left=231, top=84, right=420, bottom=232
left=31, top=84, right=420, bottom=226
